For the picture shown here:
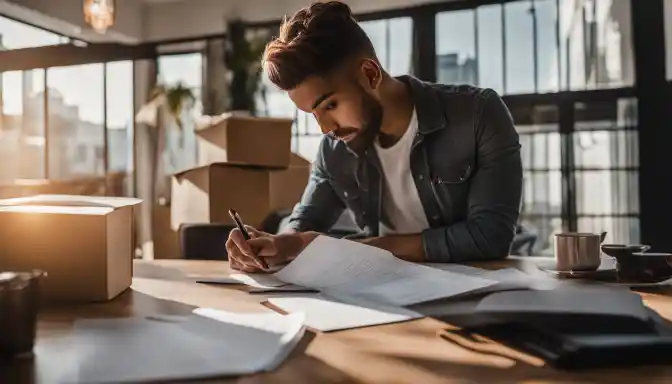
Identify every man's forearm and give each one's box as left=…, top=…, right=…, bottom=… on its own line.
left=355, top=234, right=426, bottom=262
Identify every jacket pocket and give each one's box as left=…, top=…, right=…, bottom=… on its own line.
left=331, top=183, right=366, bottom=229
left=431, top=163, right=473, bottom=221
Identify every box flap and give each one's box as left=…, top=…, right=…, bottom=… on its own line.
left=173, top=162, right=274, bottom=178
left=0, top=205, right=114, bottom=215
left=196, top=114, right=294, bottom=136
left=0, top=194, right=142, bottom=209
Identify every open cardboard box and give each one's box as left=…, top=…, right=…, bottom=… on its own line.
left=0, top=194, right=141, bottom=302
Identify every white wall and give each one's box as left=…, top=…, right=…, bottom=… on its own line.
left=144, top=0, right=453, bottom=41
left=1, top=0, right=144, bottom=42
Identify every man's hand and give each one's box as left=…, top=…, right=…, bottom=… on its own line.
left=225, top=226, right=319, bottom=273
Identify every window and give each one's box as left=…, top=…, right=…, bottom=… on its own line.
left=505, top=1, right=536, bottom=94
left=535, top=0, right=560, bottom=93
left=511, top=104, right=563, bottom=255
left=157, top=53, right=203, bottom=173
left=574, top=98, right=639, bottom=244
left=476, top=5, right=504, bottom=93
left=435, top=10, right=477, bottom=86
left=559, top=0, right=634, bottom=89
left=47, top=64, right=105, bottom=179
left=0, top=69, right=46, bottom=181
left=437, top=0, right=633, bottom=93
left=0, top=18, right=61, bottom=182
left=0, top=16, right=64, bottom=49
left=106, top=61, right=134, bottom=196
left=360, top=17, right=413, bottom=76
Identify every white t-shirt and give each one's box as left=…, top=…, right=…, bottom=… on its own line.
left=374, top=109, right=429, bottom=235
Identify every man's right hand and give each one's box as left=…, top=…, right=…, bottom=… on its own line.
left=225, top=227, right=318, bottom=273
left=226, top=226, right=269, bottom=273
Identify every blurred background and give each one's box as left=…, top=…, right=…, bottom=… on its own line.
left=0, top=0, right=669, bottom=258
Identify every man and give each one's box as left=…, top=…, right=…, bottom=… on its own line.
left=226, top=1, right=522, bottom=273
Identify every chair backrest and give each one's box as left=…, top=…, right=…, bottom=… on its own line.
left=179, top=223, right=234, bottom=260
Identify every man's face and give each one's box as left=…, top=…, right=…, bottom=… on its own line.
left=288, top=60, right=383, bottom=154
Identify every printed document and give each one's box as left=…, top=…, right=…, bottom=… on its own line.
left=273, top=236, right=498, bottom=306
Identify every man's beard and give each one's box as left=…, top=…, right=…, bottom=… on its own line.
left=344, top=93, right=383, bottom=156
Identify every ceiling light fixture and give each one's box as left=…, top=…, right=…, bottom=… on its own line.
left=83, top=0, right=115, bottom=34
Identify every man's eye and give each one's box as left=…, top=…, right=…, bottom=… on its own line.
left=325, top=101, right=337, bottom=111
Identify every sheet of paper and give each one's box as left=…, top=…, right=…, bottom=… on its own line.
left=268, top=294, right=423, bottom=331
left=423, top=263, right=557, bottom=292
left=273, top=236, right=499, bottom=306
left=68, top=311, right=305, bottom=383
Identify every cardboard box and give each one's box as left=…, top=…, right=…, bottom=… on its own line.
left=153, top=203, right=181, bottom=259
left=196, top=115, right=293, bottom=168
left=171, top=153, right=311, bottom=231
left=0, top=194, right=141, bottom=302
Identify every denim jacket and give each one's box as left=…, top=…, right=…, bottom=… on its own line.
left=286, top=75, right=523, bottom=262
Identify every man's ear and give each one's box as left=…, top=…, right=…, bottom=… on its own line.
left=360, top=58, right=382, bottom=91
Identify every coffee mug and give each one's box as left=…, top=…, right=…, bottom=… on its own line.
left=554, top=232, right=607, bottom=271
left=0, top=270, right=44, bottom=358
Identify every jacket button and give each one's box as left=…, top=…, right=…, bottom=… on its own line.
left=432, top=215, right=440, bottom=221
left=418, top=175, right=425, bottom=181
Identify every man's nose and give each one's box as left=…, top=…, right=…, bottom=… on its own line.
left=317, top=116, right=338, bottom=135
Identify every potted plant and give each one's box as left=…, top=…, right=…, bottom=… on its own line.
left=135, top=83, right=196, bottom=129
left=224, top=20, right=269, bottom=116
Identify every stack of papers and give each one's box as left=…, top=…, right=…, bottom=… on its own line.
left=68, top=310, right=305, bottom=383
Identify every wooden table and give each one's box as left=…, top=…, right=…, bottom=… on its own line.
left=4, top=258, right=672, bottom=383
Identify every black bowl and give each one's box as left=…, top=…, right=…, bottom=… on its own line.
left=601, top=244, right=651, bottom=262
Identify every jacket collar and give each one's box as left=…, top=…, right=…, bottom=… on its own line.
left=397, top=75, right=448, bottom=135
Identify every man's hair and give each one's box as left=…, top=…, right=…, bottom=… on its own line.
left=262, top=1, right=376, bottom=91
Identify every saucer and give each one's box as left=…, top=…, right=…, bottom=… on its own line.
left=538, top=258, right=617, bottom=280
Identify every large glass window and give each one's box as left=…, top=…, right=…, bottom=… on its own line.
left=574, top=98, right=639, bottom=244
left=435, top=10, right=477, bottom=86
left=559, top=0, right=634, bottom=90
left=476, top=5, right=504, bottom=93
left=361, top=17, right=413, bottom=77
left=0, top=18, right=61, bottom=183
left=47, top=64, right=105, bottom=179
left=0, top=70, right=46, bottom=181
left=106, top=61, right=134, bottom=196
left=505, top=1, right=536, bottom=94
left=157, top=53, right=203, bottom=174
left=0, top=16, right=64, bottom=49
left=511, top=104, right=563, bottom=255
left=437, top=0, right=632, bottom=93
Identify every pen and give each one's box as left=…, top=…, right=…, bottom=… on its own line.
left=228, top=209, right=269, bottom=270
